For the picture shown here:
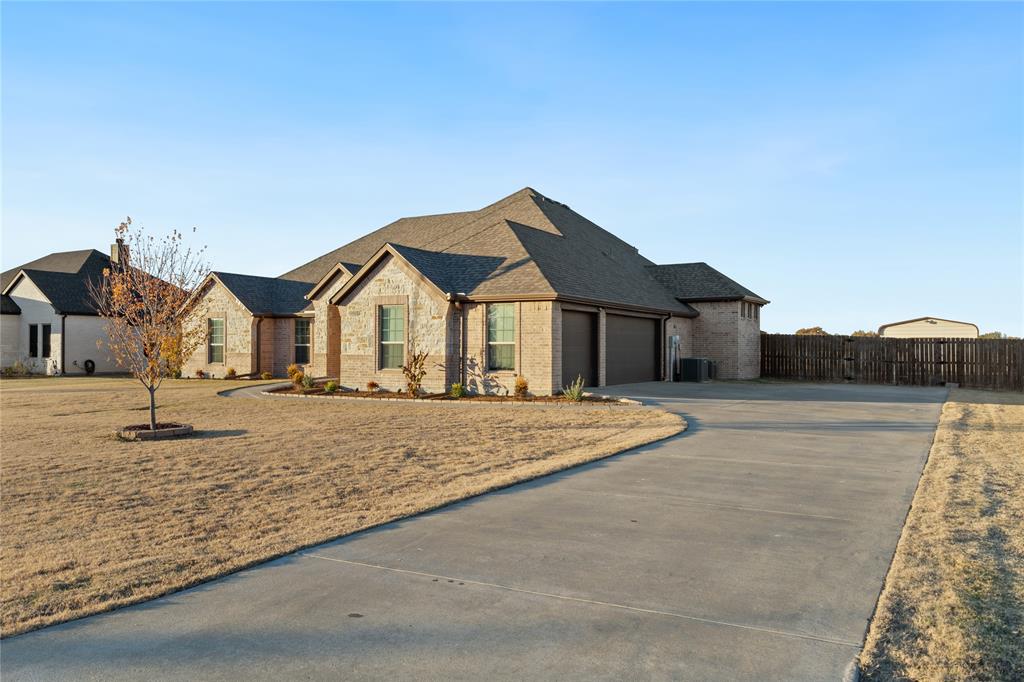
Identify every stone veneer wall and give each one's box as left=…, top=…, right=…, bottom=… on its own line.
left=689, top=301, right=760, bottom=379
left=309, top=273, right=349, bottom=379
left=181, top=281, right=256, bottom=378
left=337, top=255, right=450, bottom=393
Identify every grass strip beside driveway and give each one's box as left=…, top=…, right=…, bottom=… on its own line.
left=0, top=377, right=683, bottom=637
left=860, top=388, right=1024, bottom=680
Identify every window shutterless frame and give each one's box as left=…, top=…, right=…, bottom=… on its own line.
left=41, top=324, right=51, bottom=358
left=207, top=318, right=225, bottom=363
left=28, top=324, right=38, bottom=358
left=294, top=318, right=311, bottom=365
left=487, top=303, right=515, bottom=371
left=378, top=304, right=405, bottom=369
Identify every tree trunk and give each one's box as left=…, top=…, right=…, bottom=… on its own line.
left=149, top=387, right=157, bottom=430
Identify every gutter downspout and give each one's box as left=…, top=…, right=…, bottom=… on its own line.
left=60, top=314, right=67, bottom=375
left=446, top=293, right=468, bottom=386
left=661, top=314, right=672, bottom=381
left=254, top=317, right=262, bottom=376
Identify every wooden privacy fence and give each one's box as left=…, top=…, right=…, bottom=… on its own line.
left=760, top=334, right=1024, bottom=391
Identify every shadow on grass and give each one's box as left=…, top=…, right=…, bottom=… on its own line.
left=192, top=429, right=248, bottom=439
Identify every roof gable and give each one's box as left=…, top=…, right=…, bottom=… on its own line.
left=206, top=272, right=312, bottom=316
left=1, top=250, right=112, bottom=315
left=305, top=262, right=356, bottom=301
left=329, top=244, right=458, bottom=305
left=1, top=249, right=108, bottom=291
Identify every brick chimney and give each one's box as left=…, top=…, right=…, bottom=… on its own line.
left=110, top=238, right=129, bottom=267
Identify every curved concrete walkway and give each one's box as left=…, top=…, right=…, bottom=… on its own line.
left=218, top=382, right=292, bottom=399
left=3, top=381, right=946, bottom=681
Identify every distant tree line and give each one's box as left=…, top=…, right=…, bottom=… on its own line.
left=793, top=327, right=1017, bottom=339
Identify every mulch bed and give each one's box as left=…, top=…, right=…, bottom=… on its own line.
left=268, top=385, right=618, bottom=403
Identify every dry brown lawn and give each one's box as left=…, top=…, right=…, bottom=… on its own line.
left=860, top=388, right=1024, bottom=681
left=0, top=377, right=682, bottom=637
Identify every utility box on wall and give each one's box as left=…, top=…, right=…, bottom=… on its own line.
left=680, top=357, right=716, bottom=382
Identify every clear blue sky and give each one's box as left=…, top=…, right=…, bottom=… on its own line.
left=3, top=2, right=1022, bottom=335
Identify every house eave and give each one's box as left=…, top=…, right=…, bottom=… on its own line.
left=680, top=295, right=770, bottom=305
left=462, top=293, right=698, bottom=318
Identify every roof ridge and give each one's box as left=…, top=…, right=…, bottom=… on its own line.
left=214, top=268, right=282, bottom=278
left=649, top=261, right=709, bottom=267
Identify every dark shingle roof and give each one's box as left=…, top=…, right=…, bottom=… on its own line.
left=213, top=272, right=312, bottom=316
left=284, top=188, right=702, bottom=314
left=2, top=250, right=112, bottom=314
left=389, top=244, right=506, bottom=296
left=645, top=262, right=768, bottom=304
left=1, top=294, right=20, bottom=315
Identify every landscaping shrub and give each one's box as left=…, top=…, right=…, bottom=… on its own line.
left=562, top=375, right=585, bottom=402
left=286, top=363, right=301, bottom=380
left=260, top=371, right=273, bottom=380
left=194, top=369, right=206, bottom=379
left=301, top=373, right=315, bottom=390
left=514, top=375, right=529, bottom=398
left=366, top=380, right=380, bottom=392
left=172, top=369, right=182, bottom=379
left=324, top=380, right=339, bottom=394
left=3, top=361, right=31, bottom=378
left=449, top=382, right=465, bottom=399
left=291, top=370, right=304, bottom=386
left=402, top=349, right=429, bottom=396
left=224, top=367, right=237, bottom=379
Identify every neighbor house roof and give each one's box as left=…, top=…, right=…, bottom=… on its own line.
left=1, top=294, right=21, bottom=315
left=645, top=262, right=768, bottom=304
left=207, top=272, right=313, bottom=316
left=1, top=249, right=112, bottom=315
left=877, top=317, right=979, bottom=334
left=288, top=188, right=712, bottom=315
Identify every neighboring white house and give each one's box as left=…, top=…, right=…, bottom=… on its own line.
left=878, top=316, right=979, bottom=339
left=0, top=248, right=124, bottom=375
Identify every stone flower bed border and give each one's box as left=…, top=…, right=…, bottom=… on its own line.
left=117, top=423, right=194, bottom=441
left=263, top=386, right=643, bottom=407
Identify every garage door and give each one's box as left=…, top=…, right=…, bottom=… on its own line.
left=561, top=310, right=598, bottom=388
left=606, top=314, right=659, bottom=385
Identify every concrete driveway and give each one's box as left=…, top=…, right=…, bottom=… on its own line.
left=2, top=382, right=946, bottom=681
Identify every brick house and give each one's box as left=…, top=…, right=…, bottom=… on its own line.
left=182, top=188, right=768, bottom=392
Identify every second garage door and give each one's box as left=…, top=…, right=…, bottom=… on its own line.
left=561, top=310, right=598, bottom=388
left=606, top=314, right=659, bottom=385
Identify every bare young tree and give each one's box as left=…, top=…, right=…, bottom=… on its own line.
left=89, top=218, right=208, bottom=430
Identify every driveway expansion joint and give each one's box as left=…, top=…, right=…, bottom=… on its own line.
left=299, top=552, right=862, bottom=649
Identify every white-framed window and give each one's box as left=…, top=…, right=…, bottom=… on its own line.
left=379, top=304, right=405, bottom=369
left=208, top=318, right=225, bottom=363
left=487, top=303, right=515, bottom=371
left=294, top=318, right=311, bottom=364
